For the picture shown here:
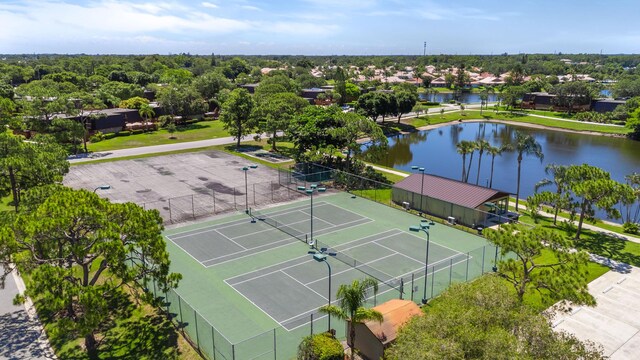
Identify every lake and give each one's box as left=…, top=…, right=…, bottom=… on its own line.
left=418, top=92, right=500, bottom=104
left=366, top=122, right=640, bottom=221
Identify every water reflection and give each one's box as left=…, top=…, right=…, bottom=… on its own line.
left=366, top=122, right=640, bottom=220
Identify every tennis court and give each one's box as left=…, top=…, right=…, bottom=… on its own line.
left=166, top=202, right=372, bottom=266
left=161, top=191, right=496, bottom=360
left=226, top=228, right=468, bottom=330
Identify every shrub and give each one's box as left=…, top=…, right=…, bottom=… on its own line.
left=623, top=222, right=639, bottom=235
left=104, top=133, right=117, bottom=140
left=118, top=130, right=131, bottom=136
left=297, top=333, right=343, bottom=360
left=89, top=131, right=105, bottom=143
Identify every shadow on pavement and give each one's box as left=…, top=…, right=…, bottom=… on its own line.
left=0, top=310, right=53, bottom=359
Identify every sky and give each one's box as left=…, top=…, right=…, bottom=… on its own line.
left=1, top=0, right=639, bottom=55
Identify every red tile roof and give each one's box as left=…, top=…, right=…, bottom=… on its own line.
left=363, top=299, right=423, bottom=345
left=394, top=174, right=511, bottom=209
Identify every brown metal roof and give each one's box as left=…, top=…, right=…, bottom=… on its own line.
left=394, top=173, right=511, bottom=209
left=363, top=299, right=422, bottom=345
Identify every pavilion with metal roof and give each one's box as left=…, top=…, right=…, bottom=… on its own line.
left=392, top=173, right=512, bottom=228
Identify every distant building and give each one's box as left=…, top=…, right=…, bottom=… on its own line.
left=522, top=92, right=626, bottom=113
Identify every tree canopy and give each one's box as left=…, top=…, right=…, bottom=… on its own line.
left=0, top=185, right=181, bottom=354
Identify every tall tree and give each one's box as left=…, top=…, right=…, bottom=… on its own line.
left=252, top=92, right=308, bottom=151
left=485, top=223, right=595, bottom=305
left=455, top=140, right=475, bottom=182
left=0, top=185, right=181, bottom=355
left=0, top=133, right=69, bottom=211
left=566, top=164, right=632, bottom=239
left=487, top=143, right=511, bottom=188
left=620, top=173, right=640, bottom=226
left=220, top=88, right=256, bottom=147
left=474, top=139, right=490, bottom=185
left=464, top=141, right=478, bottom=183
left=535, top=164, right=571, bottom=225
left=513, top=131, right=544, bottom=211
left=319, top=278, right=383, bottom=360
left=386, top=275, right=604, bottom=360
left=334, top=67, right=347, bottom=106
left=330, top=112, right=387, bottom=170
left=394, top=91, right=418, bottom=123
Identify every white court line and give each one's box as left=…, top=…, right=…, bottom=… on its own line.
left=402, top=229, right=465, bottom=254
left=304, top=252, right=400, bottom=287
left=165, top=235, right=207, bottom=265
left=168, top=202, right=325, bottom=240
left=202, top=217, right=373, bottom=267
left=224, top=278, right=284, bottom=327
left=372, top=241, right=424, bottom=265
left=227, top=258, right=315, bottom=287
left=281, top=271, right=327, bottom=301
left=213, top=229, right=247, bottom=250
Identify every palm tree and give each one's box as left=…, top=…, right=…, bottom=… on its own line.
left=479, top=89, right=488, bottom=114
left=535, top=164, right=569, bottom=225
left=475, top=139, right=490, bottom=185
left=465, top=141, right=478, bottom=183
left=139, top=104, right=155, bottom=131
left=456, top=140, right=474, bottom=182
left=319, top=278, right=383, bottom=360
left=514, top=131, right=544, bottom=210
left=487, top=144, right=511, bottom=188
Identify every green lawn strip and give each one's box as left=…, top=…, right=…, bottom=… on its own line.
left=520, top=248, right=610, bottom=311
left=87, top=120, right=229, bottom=152
left=71, top=139, right=297, bottom=168
left=518, top=213, right=640, bottom=267
left=406, top=111, right=630, bottom=135
left=512, top=197, right=636, bottom=239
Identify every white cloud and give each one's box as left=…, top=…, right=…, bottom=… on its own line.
left=201, top=2, right=218, bottom=9
left=241, top=5, right=261, bottom=11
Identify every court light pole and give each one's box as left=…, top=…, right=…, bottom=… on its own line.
left=298, top=184, right=326, bottom=246
left=493, top=245, right=499, bottom=272
left=309, top=248, right=336, bottom=332
left=410, top=166, right=425, bottom=211
left=409, top=220, right=434, bottom=304
left=242, top=165, right=258, bottom=214
left=93, top=185, right=110, bottom=193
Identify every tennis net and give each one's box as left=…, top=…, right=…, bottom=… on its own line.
left=249, top=208, right=308, bottom=245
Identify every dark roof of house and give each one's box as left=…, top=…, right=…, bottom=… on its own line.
left=394, top=174, right=511, bottom=209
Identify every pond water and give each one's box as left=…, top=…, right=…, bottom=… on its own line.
left=418, top=92, right=500, bottom=104
left=366, top=122, right=640, bottom=221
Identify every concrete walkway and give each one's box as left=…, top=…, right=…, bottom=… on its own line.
left=510, top=201, right=640, bottom=244
left=0, top=267, right=56, bottom=359
left=550, top=265, right=640, bottom=359
left=68, top=134, right=255, bottom=164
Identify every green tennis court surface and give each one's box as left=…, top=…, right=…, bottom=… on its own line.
left=166, top=202, right=371, bottom=266
left=162, top=191, right=495, bottom=359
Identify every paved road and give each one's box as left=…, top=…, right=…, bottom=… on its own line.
left=0, top=267, right=55, bottom=359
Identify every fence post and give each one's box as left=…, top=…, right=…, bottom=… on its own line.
left=430, top=265, right=435, bottom=299
left=310, top=313, right=313, bottom=337
left=212, top=189, right=216, bottom=214
left=253, top=183, right=256, bottom=205
left=233, top=187, right=237, bottom=210
left=411, top=273, right=415, bottom=302
left=211, top=325, right=216, bottom=360
left=168, top=198, right=173, bottom=223
left=194, top=310, right=200, bottom=350
left=481, top=246, right=486, bottom=274
left=449, top=258, right=453, bottom=285
left=273, top=328, right=277, bottom=360
left=232, top=344, right=235, bottom=360
left=271, top=181, right=274, bottom=201
left=191, top=194, right=195, bottom=219
left=178, top=296, right=183, bottom=328
left=465, top=253, right=470, bottom=281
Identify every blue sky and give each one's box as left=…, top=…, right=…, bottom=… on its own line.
left=1, top=0, right=639, bottom=55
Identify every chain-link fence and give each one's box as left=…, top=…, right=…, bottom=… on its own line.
left=141, top=180, right=305, bottom=224
left=149, top=241, right=501, bottom=360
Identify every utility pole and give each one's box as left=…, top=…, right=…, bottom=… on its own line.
left=423, top=41, right=426, bottom=56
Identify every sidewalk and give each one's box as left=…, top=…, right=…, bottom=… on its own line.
left=0, top=266, right=56, bottom=359
left=510, top=201, right=640, bottom=244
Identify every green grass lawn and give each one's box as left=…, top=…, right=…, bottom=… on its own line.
left=407, top=110, right=630, bottom=135
left=87, top=120, right=229, bottom=152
